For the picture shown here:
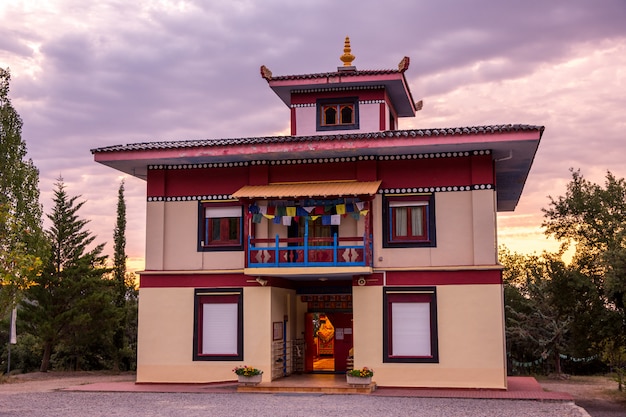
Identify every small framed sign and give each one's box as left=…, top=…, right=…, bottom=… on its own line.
left=273, top=321, right=284, bottom=341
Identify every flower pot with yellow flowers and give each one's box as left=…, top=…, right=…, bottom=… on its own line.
left=346, top=367, right=374, bottom=386
left=233, top=365, right=263, bottom=385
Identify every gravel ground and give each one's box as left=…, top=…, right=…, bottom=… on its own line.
left=0, top=391, right=591, bottom=417
left=0, top=372, right=591, bottom=417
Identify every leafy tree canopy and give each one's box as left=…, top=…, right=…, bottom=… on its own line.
left=0, top=67, right=44, bottom=316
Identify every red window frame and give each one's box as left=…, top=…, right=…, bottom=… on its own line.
left=383, top=287, right=439, bottom=363
left=193, top=289, right=243, bottom=361
left=390, top=204, right=428, bottom=241
left=200, top=204, right=243, bottom=250
left=207, top=217, right=240, bottom=246
left=383, top=194, right=436, bottom=248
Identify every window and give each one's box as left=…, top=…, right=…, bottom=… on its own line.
left=383, top=194, right=436, bottom=248
left=199, top=204, right=243, bottom=251
left=383, top=287, right=438, bottom=363
left=322, top=104, right=354, bottom=125
left=316, top=97, right=359, bottom=131
left=193, top=288, right=243, bottom=361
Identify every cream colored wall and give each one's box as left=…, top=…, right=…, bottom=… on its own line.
left=353, top=284, right=506, bottom=389
left=163, top=201, right=203, bottom=270
left=146, top=201, right=244, bottom=271
left=136, top=287, right=210, bottom=383
left=271, top=287, right=296, bottom=341
left=145, top=202, right=165, bottom=270
left=136, top=286, right=276, bottom=384
left=373, top=191, right=498, bottom=269
left=473, top=190, right=498, bottom=265
left=338, top=215, right=358, bottom=237
left=242, top=287, right=273, bottom=382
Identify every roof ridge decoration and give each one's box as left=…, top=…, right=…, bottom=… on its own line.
left=398, top=56, right=410, bottom=73
left=260, top=65, right=272, bottom=81
left=339, top=36, right=356, bottom=67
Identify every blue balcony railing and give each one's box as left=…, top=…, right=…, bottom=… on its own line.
left=247, top=234, right=372, bottom=268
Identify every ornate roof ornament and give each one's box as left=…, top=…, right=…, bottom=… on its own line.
left=260, top=65, right=272, bottom=81
left=398, top=56, right=410, bottom=73
left=339, top=36, right=356, bottom=67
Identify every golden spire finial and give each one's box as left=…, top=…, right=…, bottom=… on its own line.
left=339, top=36, right=355, bottom=67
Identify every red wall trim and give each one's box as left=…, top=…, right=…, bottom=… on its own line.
left=147, top=169, right=165, bottom=196
left=291, top=107, right=296, bottom=135
left=140, top=273, right=252, bottom=288
left=146, top=155, right=494, bottom=199
left=386, top=269, right=502, bottom=286
left=291, top=89, right=385, bottom=104
left=379, top=103, right=386, bottom=131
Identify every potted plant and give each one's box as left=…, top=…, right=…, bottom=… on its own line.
left=233, top=365, right=263, bottom=385
left=346, top=367, right=374, bottom=385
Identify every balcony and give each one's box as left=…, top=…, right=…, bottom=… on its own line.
left=246, top=234, right=372, bottom=277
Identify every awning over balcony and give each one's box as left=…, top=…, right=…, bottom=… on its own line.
left=232, top=180, right=382, bottom=200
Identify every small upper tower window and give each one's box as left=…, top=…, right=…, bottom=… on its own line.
left=317, top=97, right=359, bottom=131
left=340, top=105, right=353, bottom=124
left=322, top=104, right=354, bottom=125
left=323, top=105, right=338, bottom=125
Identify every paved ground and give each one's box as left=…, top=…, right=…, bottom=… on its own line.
left=0, top=372, right=592, bottom=416
left=540, top=377, right=626, bottom=417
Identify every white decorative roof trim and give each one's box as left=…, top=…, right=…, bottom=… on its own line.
left=291, top=85, right=385, bottom=94
left=146, top=150, right=492, bottom=171
left=147, top=195, right=236, bottom=202
left=379, top=184, right=493, bottom=194
left=146, top=184, right=494, bottom=202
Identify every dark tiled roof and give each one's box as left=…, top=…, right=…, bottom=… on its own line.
left=91, top=124, right=544, bottom=154
left=268, top=68, right=402, bottom=81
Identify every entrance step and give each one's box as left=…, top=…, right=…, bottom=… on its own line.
left=237, top=382, right=376, bottom=394
left=236, top=374, right=376, bottom=394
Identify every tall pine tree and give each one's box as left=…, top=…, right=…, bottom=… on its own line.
left=22, top=178, right=116, bottom=371
left=112, top=180, right=138, bottom=371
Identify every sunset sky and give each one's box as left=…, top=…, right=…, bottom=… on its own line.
left=1, top=0, right=625, bottom=271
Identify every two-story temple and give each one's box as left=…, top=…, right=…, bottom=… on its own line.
left=92, top=38, right=543, bottom=389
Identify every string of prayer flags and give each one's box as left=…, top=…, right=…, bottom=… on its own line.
left=247, top=200, right=369, bottom=225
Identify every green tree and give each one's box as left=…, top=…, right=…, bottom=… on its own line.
left=542, top=169, right=626, bottom=386
left=543, top=169, right=626, bottom=311
left=113, top=181, right=127, bottom=302
left=112, top=180, right=138, bottom=371
left=501, top=247, right=603, bottom=375
left=0, top=68, right=44, bottom=318
left=21, top=178, right=115, bottom=371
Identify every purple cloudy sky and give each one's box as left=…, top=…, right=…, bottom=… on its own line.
left=1, top=0, right=625, bottom=270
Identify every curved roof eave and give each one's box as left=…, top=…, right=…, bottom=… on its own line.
left=92, top=125, right=544, bottom=212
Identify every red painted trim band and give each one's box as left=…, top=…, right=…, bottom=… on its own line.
left=386, top=269, right=502, bottom=286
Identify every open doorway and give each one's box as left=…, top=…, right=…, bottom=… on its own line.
left=304, top=312, right=353, bottom=373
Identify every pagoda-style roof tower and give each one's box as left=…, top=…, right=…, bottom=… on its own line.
left=260, top=37, right=422, bottom=136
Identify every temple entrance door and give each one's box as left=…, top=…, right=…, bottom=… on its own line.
left=304, top=312, right=353, bottom=373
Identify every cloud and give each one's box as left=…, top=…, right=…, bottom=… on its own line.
left=1, top=0, right=625, bottom=267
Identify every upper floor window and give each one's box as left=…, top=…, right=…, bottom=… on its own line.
left=316, top=97, right=359, bottom=131
left=383, top=194, right=436, bottom=248
left=199, top=204, right=243, bottom=251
